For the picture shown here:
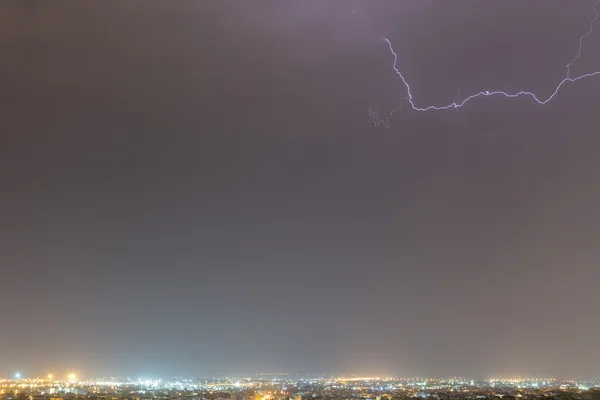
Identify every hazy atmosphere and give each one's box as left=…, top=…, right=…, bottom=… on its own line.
left=2, top=0, right=600, bottom=379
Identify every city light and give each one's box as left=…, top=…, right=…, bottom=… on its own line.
left=0, top=372, right=597, bottom=395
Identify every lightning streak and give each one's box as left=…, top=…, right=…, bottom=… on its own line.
left=369, top=100, right=404, bottom=128
left=453, top=84, right=477, bottom=133
left=373, top=0, right=600, bottom=127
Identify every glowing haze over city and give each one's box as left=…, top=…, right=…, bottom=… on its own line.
left=3, top=0, right=600, bottom=390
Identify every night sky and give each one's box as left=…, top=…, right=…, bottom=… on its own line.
left=2, top=0, right=600, bottom=379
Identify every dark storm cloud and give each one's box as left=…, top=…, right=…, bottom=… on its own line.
left=1, top=0, right=600, bottom=379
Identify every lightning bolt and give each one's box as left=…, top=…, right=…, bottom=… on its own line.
left=372, top=0, right=600, bottom=127
left=453, top=84, right=477, bottom=133
left=369, top=99, right=405, bottom=128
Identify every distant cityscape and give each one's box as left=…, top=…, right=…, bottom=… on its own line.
left=2, top=375, right=600, bottom=400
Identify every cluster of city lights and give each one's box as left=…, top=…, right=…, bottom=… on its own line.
left=1, top=374, right=599, bottom=392
left=11, top=372, right=77, bottom=381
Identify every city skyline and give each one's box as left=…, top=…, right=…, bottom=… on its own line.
left=0, top=374, right=597, bottom=381
left=0, top=374, right=594, bottom=384
left=1, top=372, right=599, bottom=400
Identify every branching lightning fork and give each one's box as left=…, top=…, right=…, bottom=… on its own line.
left=372, top=0, right=600, bottom=128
